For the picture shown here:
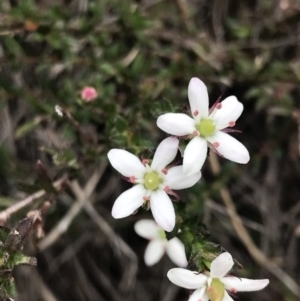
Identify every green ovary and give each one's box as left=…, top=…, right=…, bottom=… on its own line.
left=144, top=172, right=160, bottom=190
left=158, top=229, right=166, bottom=239
left=196, top=119, right=216, bottom=137
left=207, top=278, right=225, bottom=301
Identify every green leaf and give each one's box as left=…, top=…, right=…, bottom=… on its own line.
left=0, top=227, right=10, bottom=245
left=3, top=37, right=23, bottom=57
left=6, top=253, right=37, bottom=268
left=53, top=149, right=78, bottom=168
left=14, top=117, right=42, bottom=139
left=36, top=160, right=57, bottom=193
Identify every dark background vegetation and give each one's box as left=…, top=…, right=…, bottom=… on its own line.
left=1, top=0, right=300, bottom=300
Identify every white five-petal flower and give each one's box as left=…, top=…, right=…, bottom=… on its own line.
left=134, top=219, right=188, bottom=267
left=107, top=137, right=201, bottom=232
left=167, top=252, right=269, bottom=301
left=157, top=77, right=250, bottom=175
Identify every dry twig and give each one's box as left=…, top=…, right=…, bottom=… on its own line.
left=38, top=164, right=106, bottom=251
left=0, top=175, right=67, bottom=225
left=69, top=180, right=138, bottom=292
left=209, top=152, right=300, bottom=297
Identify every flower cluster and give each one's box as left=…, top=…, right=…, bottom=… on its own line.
left=108, top=78, right=249, bottom=231
left=107, top=77, right=269, bottom=300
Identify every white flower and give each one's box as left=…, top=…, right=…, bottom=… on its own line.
left=107, top=137, right=201, bottom=232
left=134, top=219, right=188, bottom=267
left=157, top=77, right=250, bottom=175
left=167, top=252, right=269, bottom=301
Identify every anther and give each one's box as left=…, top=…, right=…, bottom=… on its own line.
left=142, top=159, right=149, bottom=166
left=229, top=121, right=235, bottom=127
left=216, top=103, right=222, bottom=109
left=213, top=142, right=220, bottom=148
left=161, top=168, right=168, bottom=175
left=193, top=110, right=199, bottom=117
left=193, top=130, right=199, bottom=136
left=129, top=176, right=136, bottom=183
left=207, top=287, right=212, bottom=292
left=229, top=288, right=237, bottom=293
left=143, top=196, right=150, bottom=201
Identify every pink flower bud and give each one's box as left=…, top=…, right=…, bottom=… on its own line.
left=81, top=86, right=97, bottom=102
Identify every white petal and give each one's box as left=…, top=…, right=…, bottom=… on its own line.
left=188, top=77, right=209, bottom=121
left=183, top=137, right=207, bottom=176
left=157, top=113, right=196, bottom=136
left=221, top=277, right=269, bottom=292
left=210, top=252, right=234, bottom=278
left=108, top=149, right=145, bottom=178
left=165, top=166, right=201, bottom=190
left=212, top=96, right=244, bottom=130
left=150, top=190, right=175, bottom=232
left=166, top=237, right=188, bottom=267
left=207, top=131, right=250, bottom=164
left=189, top=287, right=209, bottom=301
left=144, top=239, right=166, bottom=266
left=221, top=291, right=234, bottom=301
left=111, top=185, right=145, bottom=218
left=134, top=219, right=160, bottom=240
left=151, top=137, right=179, bottom=171
left=167, top=268, right=207, bottom=289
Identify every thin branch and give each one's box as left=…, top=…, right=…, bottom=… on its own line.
left=38, top=164, right=106, bottom=251
left=18, top=267, right=59, bottom=301
left=69, top=181, right=138, bottom=291
left=84, top=202, right=138, bottom=291
left=174, top=0, right=190, bottom=31
left=292, top=109, right=300, bottom=156
left=0, top=175, right=67, bottom=225
left=48, top=233, right=92, bottom=275
left=205, top=199, right=265, bottom=233
left=209, top=152, right=300, bottom=297
left=85, top=253, right=123, bottom=301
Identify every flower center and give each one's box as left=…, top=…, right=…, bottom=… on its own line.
left=144, top=172, right=160, bottom=190
left=196, top=119, right=216, bottom=137
left=207, top=278, right=225, bottom=301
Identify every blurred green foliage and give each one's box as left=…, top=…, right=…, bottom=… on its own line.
left=0, top=218, right=36, bottom=300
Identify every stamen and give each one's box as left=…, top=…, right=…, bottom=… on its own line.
left=130, top=176, right=136, bottom=183
left=216, top=103, right=222, bottom=109
left=142, top=159, right=149, bottom=166
left=207, top=287, right=212, bottom=292
left=209, top=94, right=223, bottom=114
left=167, top=189, right=179, bottom=200
left=229, top=288, right=237, bottom=293
left=163, top=185, right=170, bottom=192
left=229, top=121, right=235, bottom=127
left=213, top=142, right=220, bottom=148
left=193, top=130, right=199, bottom=136
left=161, top=168, right=168, bottom=175
left=143, top=196, right=150, bottom=201
left=193, top=110, right=199, bottom=117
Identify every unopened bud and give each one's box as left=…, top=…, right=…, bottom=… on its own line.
left=81, top=86, right=98, bottom=102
